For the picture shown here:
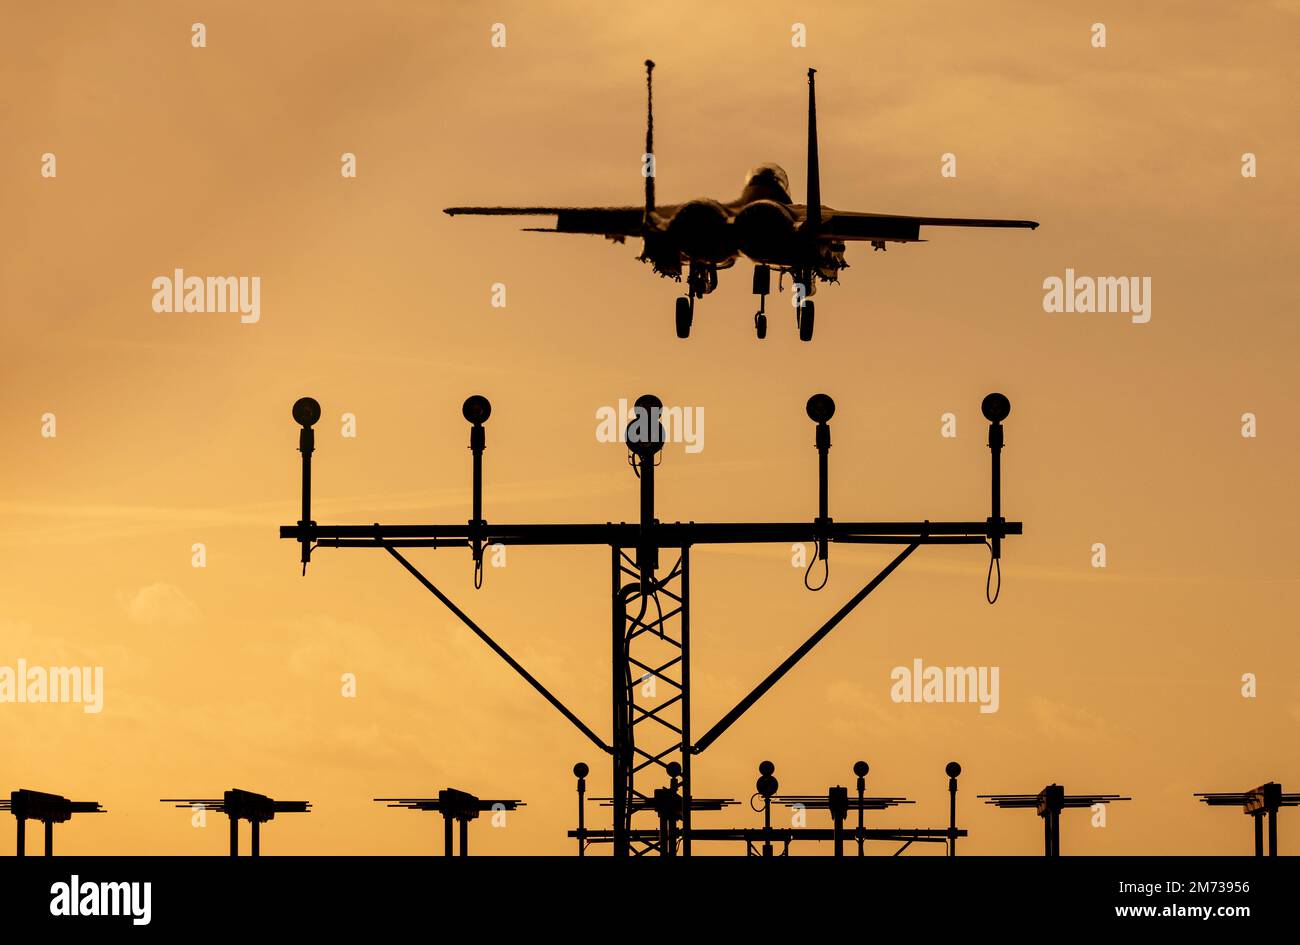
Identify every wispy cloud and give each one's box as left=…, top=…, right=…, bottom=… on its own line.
left=121, top=583, right=201, bottom=627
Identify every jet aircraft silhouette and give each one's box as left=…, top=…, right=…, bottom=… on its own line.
left=446, top=62, right=1038, bottom=341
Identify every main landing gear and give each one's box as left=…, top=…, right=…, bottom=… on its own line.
left=674, top=263, right=818, bottom=342
left=753, top=264, right=815, bottom=342
left=797, top=298, right=815, bottom=342
left=793, top=267, right=816, bottom=342
left=675, top=296, right=693, bottom=339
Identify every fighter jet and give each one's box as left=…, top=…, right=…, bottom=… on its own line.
left=445, top=62, right=1038, bottom=342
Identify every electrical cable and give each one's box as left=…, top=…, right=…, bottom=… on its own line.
left=985, top=543, right=1001, bottom=604
left=804, top=547, right=829, bottom=591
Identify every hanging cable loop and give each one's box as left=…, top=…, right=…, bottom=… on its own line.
left=804, top=547, right=829, bottom=591
left=985, top=543, right=1001, bottom=605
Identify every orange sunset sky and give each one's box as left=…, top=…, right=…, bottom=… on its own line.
left=2, top=0, right=1298, bottom=855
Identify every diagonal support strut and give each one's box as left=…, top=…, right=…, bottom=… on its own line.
left=384, top=544, right=610, bottom=754
left=692, top=540, right=921, bottom=755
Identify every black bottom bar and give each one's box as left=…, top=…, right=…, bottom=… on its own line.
left=0, top=856, right=1272, bottom=932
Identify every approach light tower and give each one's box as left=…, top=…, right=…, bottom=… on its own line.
left=2, top=789, right=105, bottom=856
left=1196, top=782, right=1300, bottom=856
left=281, top=390, right=1022, bottom=855
left=980, top=784, right=1131, bottom=856
left=162, top=789, right=311, bottom=856
left=375, top=788, right=525, bottom=856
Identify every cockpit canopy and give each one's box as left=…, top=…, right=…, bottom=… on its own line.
left=743, top=163, right=790, bottom=196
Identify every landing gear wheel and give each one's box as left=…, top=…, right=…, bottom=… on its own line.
left=797, top=300, right=815, bottom=342
left=675, top=296, right=693, bottom=339
left=755, top=312, right=767, bottom=340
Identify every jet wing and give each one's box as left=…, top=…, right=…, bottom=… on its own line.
left=818, top=210, right=1039, bottom=243
left=443, top=205, right=650, bottom=237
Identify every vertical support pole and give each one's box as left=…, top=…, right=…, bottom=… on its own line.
left=829, top=786, right=848, bottom=858
left=443, top=812, right=453, bottom=857
left=459, top=818, right=469, bottom=857
left=251, top=820, right=260, bottom=857
left=16, top=817, right=24, bottom=857
left=762, top=796, right=773, bottom=858
left=680, top=548, right=692, bottom=857
left=229, top=815, right=238, bottom=857
left=43, top=820, right=53, bottom=857
left=856, top=784, right=864, bottom=855
left=948, top=787, right=956, bottom=856
left=657, top=800, right=673, bottom=857
left=806, top=395, right=835, bottom=566
left=815, top=419, right=830, bottom=562
left=637, top=453, right=657, bottom=592
left=947, top=762, right=961, bottom=857
left=1253, top=812, right=1263, bottom=857
left=462, top=395, right=491, bottom=587
left=629, top=395, right=662, bottom=592
left=300, top=428, right=312, bottom=564
left=989, top=426, right=1002, bottom=559
left=854, top=762, right=869, bottom=857
left=461, top=396, right=491, bottom=585
left=574, top=763, right=588, bottom=857
left=982, top=394, right=1010, bottom=561
left=757, top=762, right=780, bottom=858
left=612, top=546, right=629, bottom=858
left=292, top=398, right=320, bottom=573
left=469, top=419, right=485, bottom=575
left=1039, top=783, right=1062, bottom=856
left=1268, top=809, right=1278, bottom=857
